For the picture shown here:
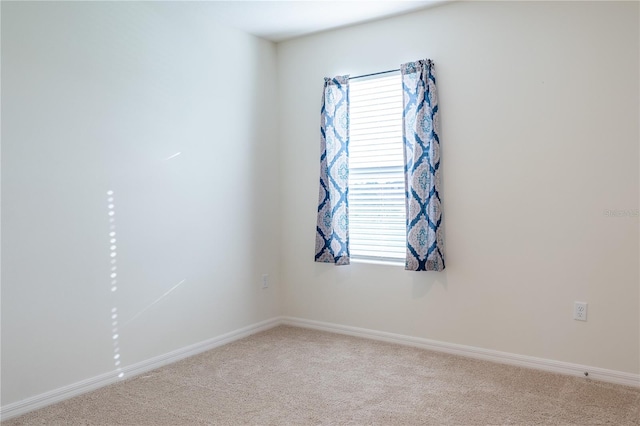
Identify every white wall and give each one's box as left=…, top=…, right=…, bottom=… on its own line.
left=1, top=1, right=281, bottom=405
left=278, top=1, right=639, bottom=374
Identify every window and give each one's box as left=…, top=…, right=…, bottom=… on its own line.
left=349, top=73, right=406, bottom=263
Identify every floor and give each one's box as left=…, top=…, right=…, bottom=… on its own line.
left=3, top=326, right=639, bottom=425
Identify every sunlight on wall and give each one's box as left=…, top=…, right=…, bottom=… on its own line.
left=107, top=190, right=124, bottom=379
left=123, top=279, right=187, bottom=327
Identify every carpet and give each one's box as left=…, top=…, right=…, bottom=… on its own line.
left=3, top=325, right=639, bottom=425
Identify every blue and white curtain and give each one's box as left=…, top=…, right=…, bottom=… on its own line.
left=315, top=76, right=350, bottom=265
left=401, top=59, right=445, bottom=271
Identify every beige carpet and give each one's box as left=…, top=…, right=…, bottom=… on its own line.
left=3, top=325, right=639, bottom=425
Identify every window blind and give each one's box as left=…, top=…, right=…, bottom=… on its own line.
left=349, top=73, right=406, bottom=263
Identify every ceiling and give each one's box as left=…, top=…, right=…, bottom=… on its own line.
left=203, top=1, right=448, bottom=42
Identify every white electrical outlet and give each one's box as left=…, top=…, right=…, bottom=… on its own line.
left=262, top=274, right=269, bottom=289
left=574, top=301, right=588, bottom=321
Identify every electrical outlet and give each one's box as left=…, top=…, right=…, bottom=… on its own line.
left=574, top=301, right=587, bottom=321
left=262, top=274, right=269, bottom=289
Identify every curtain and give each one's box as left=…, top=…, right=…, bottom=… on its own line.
left=401, top=59, right=445, bottom=271
left=315, top=76, right=350, bottom=265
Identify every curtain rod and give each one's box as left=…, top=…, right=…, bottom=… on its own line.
left=349, top=68, right=400, bottom=80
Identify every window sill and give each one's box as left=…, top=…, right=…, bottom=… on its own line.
left=350, top=257, right=405, bottom=267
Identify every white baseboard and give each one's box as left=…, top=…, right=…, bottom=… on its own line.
left=0, top=317, right=282, bottom=421
left=3, top=315, right=638, bottom=421
left=281, top=316, right=640, bottom=388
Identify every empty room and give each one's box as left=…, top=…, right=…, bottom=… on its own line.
left=1, top=0, right=639, bottom=424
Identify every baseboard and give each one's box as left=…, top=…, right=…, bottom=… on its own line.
left=0, top=317, right=282, bottom=421
left=4, top=315, right=638, bottom=421
left=281, top=316, right=640, bottom=388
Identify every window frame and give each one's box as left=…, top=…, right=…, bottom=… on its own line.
left=348, top=72, right=407, bottom=265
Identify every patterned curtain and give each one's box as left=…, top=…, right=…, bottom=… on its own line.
left=315, top=76, right=350, bottom=265
left=401, top=59, right=445, bottom=271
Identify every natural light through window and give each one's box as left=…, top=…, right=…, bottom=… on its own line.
left=349, top=72, right=406, bottom=263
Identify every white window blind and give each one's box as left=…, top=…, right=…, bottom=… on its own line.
left=349, top=73, right=406, bottom=263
